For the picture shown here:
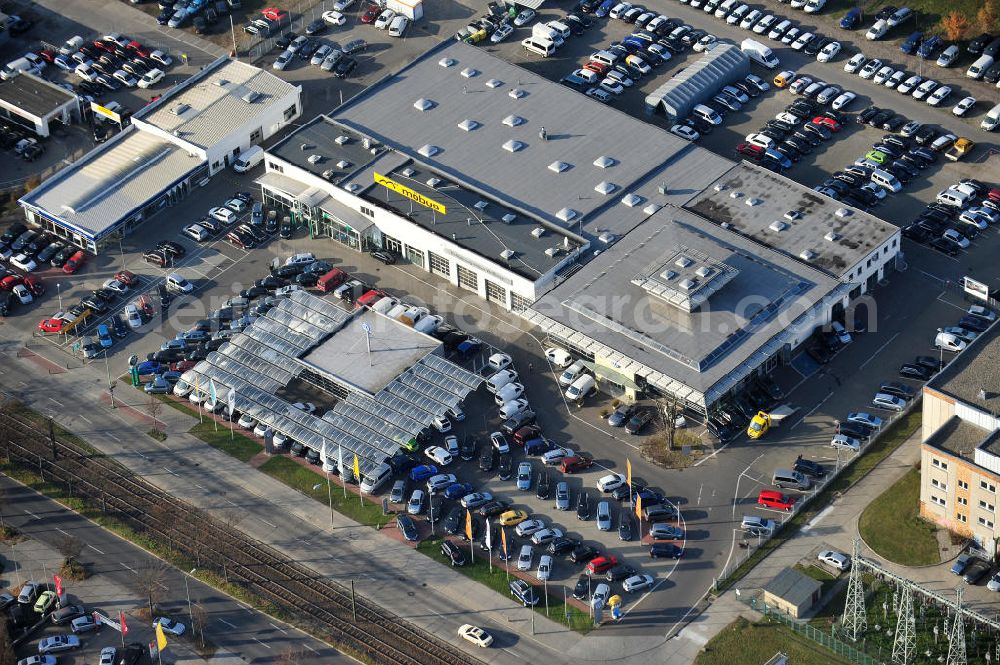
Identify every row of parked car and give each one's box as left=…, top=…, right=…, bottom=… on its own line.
left=901, top=179, right=1000, bottom=258
left=934, top=300, right=998, bottom=353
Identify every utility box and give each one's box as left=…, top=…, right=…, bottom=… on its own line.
left=387, top=0, right=422, bottom=20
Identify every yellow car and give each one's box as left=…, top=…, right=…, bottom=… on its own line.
left=773, top=70, right=795, bottom=88
left=945, top=137, right=974, bottom=162
left=34, top=590, right=56, bottom=614
left=746, top=411, right=771, bottom=440
left=499, top=509, right=529, bottom=527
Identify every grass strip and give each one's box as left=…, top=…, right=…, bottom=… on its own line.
left=695, top=616, right=853, bottom=665
left=858, top=467, right=939, bottom=566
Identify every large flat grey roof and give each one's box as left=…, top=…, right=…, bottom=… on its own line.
left=268, top=116, right=380, bottom=183
left=925, top=416, right=997, bottom=466
left=298, top=309, right=442, bottom=395
left=527, top=206, right=842, bottom=403
left=685, top=163, right=899, bottom=278
left=0, top=72, right=76, bottom=118
left=927, top=320, right=1000, bottom=414
left=332, top=40, right=692, bottom=230
left=20, top=128, right=203, bottom=240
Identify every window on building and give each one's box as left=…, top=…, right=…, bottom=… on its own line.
left=980, top=500, right=995, bottom=512
left=457, top=265, right=478, bottom=292
left=957, top=513, right=967, bottom=523
left=931, top=495, right=946, bottom=507
left=361, top=206, right=375, bottom=218
left=283, top=104, right=297, bottom=121
left=406, top=246, right=425, bottom=269
left=933, top=459, right=948, bottom=470
left=958, top=480, right=968, bottom=489
left=978, top=516, right=994, bottom=528
left=249, top=127, right=262, bottom=143
left=892, top=238, right=898, bottom=248
left=268, top=162, right=284, bottom=173
left=511, top=293, right=533, bottom=312
left=932, top=479, right=947, bottom=490
left=383, top=235, right=402, bottom=255
left=485, top=280, right=507, bottom=306
left=981, top=480, right=996, bottom=493
left=958, top=497, right=968, bottom=506
left=428, top=251, right=450, bottom=278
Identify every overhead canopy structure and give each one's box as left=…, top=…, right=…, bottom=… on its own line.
left=645, top=44, right=750, bottom=121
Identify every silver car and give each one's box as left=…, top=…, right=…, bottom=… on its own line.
left=389, top=480, right=406, bottom=504
left=596, top=500, right=613, bottom=531
left=555, top=481, right=571, bottom=510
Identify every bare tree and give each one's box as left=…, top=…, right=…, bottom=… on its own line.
left=190, top=602, right=209, bottom=648
left=135, top=562, right=170, bottom=618
left=146, top=395, right=163, bottom=436
left=653, top=395, right=682, bottom=451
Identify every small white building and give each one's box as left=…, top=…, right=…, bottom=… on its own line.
left=0, top=72, right=80, bottom=137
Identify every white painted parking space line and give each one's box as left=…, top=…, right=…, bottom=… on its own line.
left=258, top=517, right=278, bottom=528
left=107, top=433, right=122, bottom=443
left=121, top=562, right=136, bottom=574
left=56, top=527, right=72, bottom=536
left=731, top=453, right=764, bottom=518
left=789, top=392, right=832, bottom=430
left=858, top=331, right=900, bottom=371
left=48, top=397, right=63, bottom=407
left=87, top=544, right=106, bottom=555
left=303, top=644, right=319, bottom=654
left=269, top=622, right=287, bottom=633
left=163, top=467, right=179, bottom=477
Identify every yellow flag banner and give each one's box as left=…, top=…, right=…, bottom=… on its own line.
left=626, top=458, right=632, bottom=488
left=155, top=621, right=168, bottom=651
left=353, top=454, right=361, bottom=482
left=465, top=509, right=473, bottom=541
left=635, top=493, right=642, bottom=521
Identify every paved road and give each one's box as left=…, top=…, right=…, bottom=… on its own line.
left=0, top=475, right=346, bottom=664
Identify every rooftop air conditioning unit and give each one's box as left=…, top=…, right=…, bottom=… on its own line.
left=544, top=247, right=561, bottom=258
left=549, top=161, right=570, bottom=173
left=621, top=193, right=643, bottom=207
left=824, top=232, right=841, bottom=242
left=509, top=88, right=525, bottom=98
left=215, top=79, right=229, bottom=86
left=400, top=167, right=414, bottom=177
left=362, top=138, right=372, bottom=149
left=531, top=227, right=545, bottom=238
left=593, top=156, right=615, bottom=169
left=439, top=57, right=456, bottom=67
left=503, top=115, right=525, bottom=127
left=336, top=160, right=351, bottom=169
left=344, top=183, right=360, bottom=192
left=461, top=67, right=479, bottom=78
left=308, top=154, right=323, bottom=164
left=486, top=78, right=503, bottom=88
left=660, top=270, right=677, bottom=280
left=835, top=208, right=852, bottom=218
left=171, top=103, right=190, bottom=115
left=769, top=220, right=788, bottom=232
left=678, top=279, right=697, bottom=290
left=241, top=91, right=260, bottom=103
left=427, top=178, right=441, bottom=188
left=500, top=249, right=515, bottom=260
left=502, top=214, right=517, bottom=224
left=413, top=98, right=435, bottom=111
left=696, top=267, right=712, bottom=278
left=299, top=143, right=313, bottom=151
left=322, top=169, right=335, bottom=180
left=675, top=256, right=693, bottom=268
left=800, top=249, right=816, bottom=261
left=335, top=135, right=350, bottom=145
left=474, top=201, right=488, bottom=211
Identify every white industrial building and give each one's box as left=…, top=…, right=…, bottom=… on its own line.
left=0, top=72, right=80, bottom=137
left=19, top=57, right=301, bottom=253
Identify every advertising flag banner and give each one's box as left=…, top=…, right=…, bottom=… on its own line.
left=155, top=621, right=168, bottom=651
left=353, top=454, right=361, bottom=482
left=635, top=494, right=642, bottom=520
left=465, top=509, right=473, bottom=541
left=53, top=574, right=63, bottom=597
left=120, top=611, right=128, bottom=637
left=626, top=458, right=632, bottom=488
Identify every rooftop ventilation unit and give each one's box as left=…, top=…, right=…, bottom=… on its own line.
left=458, top=119, right=480, bottom=132
left=695, top=266, right=713, bottom=278
left=461, top=67, right=479, bottom=78
left=675, top=256, right=693, bottom=269
left=170, top=103, right=190, bottom=116
left=426, top=178, right=441, bottom=188
left=768, top=220, right=788, bottom=232
left=835, top=208, right=852, bottom=218
left=502, top=213, right=517, bottom=224
left=824, top=231, right=841, bottom=242
left=549, top=161, right=570, bottom=173
left=486, top=78, right=503, bottom=88
left=621, top=193, right=644, bottom=207
left=474, top=201, right=488, bottom=211
left=713, top=183, right=728, bottom=192
left=502, top=140, right=525, bottom=153
left=500, top=249, right=515, bottom=260
left=593, top=156, right=615, bottom=168
left=799, top=249, right=816, bottom=261
left=729, top=191, right=744, bottom=199
left=660, top=270, right=678, bottom=280
left=418, top=145, right=440, bottom=157
left=556, top=208, right=578, bottom=222
left=413, top=98, right=435, bottom=111
left=529, top=227, right=545, bottom=239
left=544, top=247, right=561, bottom=258
left=595, top=181, right=617, bottom=195
left=400, top=167, right=414, bottom=177
left=643, top=203, right=663, bottom=215
left=509, top=88, right=526, bottom=98
left=336, top=160, right=351, bottom=169
left=307, top=154, right=324, bottom=164
left=215, top=78, right=229, bottom=86
left=299, top=143, right=314, bottom=151
left=678, top=278, right=697, bottom=291
left=335, top=135, right=351, bottom=145
left=322, top=169, right=335, bottom=180
left=439, top=57, right=456, bottom=67
left=745, top=197, right=762, bottom=206
left=503, top=115, right=525, bottom=127
left=784, top=210, right=803, bottom=221
left=344, top=183, right=360, bottom=192
left=241, top=90, right=260, bottom=103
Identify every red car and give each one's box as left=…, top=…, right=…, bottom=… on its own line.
left=38, top=49, right=57, bottom=63
left=38, top=316, right=66, bottom=333
left=361, top=4, right=380, bottom=23
left=261, top=7, right=288, bottom=21
left=356, top=289, right=385, bottom=308
left=126, top=40, right=150, bottom=57
left=586, top=555, right=619, bottom=575
left=811, top=116, right=840, bottom=132
left=757, top=490, right=796, bottom=511
left=170, top=360, right=197, bottom=372
left=62, top=250, right=86, bottom=274
left=23, top=276, right=44, bottom=296
left=115, top=269, right=137, bottom=286
left=583, top=61, right=609, bottom=75
left=0, top=275, right=23, bottom=291
left=988, top=189, right=1000, bottom=202
left=93, top=40, right=115, bottom=53
left=560, top=455, right=594, bottom=474
left=513, top=425, right=542, bottom=446
left=736, top=143, right=764, bottom=160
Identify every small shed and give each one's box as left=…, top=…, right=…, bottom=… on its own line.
left=762, top=567, right=822, bottom=619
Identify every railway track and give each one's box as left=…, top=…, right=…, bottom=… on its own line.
left=0, top=409, right=484, bottom=665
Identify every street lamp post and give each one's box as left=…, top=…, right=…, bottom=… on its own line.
left=56, top=282, right=63, bottom=311
left=185, top=569, right=195, bottom=637
left=104, top=350, right=115, bottom=408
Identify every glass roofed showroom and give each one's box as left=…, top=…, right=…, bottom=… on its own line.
left=178, top=290, right=482, bottom=479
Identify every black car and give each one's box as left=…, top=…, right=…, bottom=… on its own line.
left=793, top=456, right=826, bottom=478
left=802, top=34, right=825, bottom=55
left=459, top=437, right=477, bottom=462
left=305, top=19, right=326, bottom=35
left=240, top=285, right=269, bottom=300
left=883, top=115, right=906, bottom=132
left=803, top=123, right=832, bottom=141
left=536, top=471, right=551, bottom=499
left=576, top=490, right=590, bottom=520
left=880, top=381, right=916, bottom=400
left=440, top=540, right=466, bottom=566
left=497, top=454, right=513, bottom=480
left=838, top=424, right=869, bottom=441
left=111, top=315, right=129, bottom=339
left=963, top=559, right=992, bottom=585
left=625, top=410, right=653, bottom=435
left=572, top=574, right=590, bottom=600
left=618, top=515, right=633, bottom=541
left=806, top=343, right=833, bottom=364
left=959, top=316, right=990, bottom=333
left=334, top=56, right=357, bottom=78
left=649, top=543, right=683, bottom=559
left=275, top=32, right=295, bottom=50
left=341, top=38, right=366, bottom=53
left=371, top=250, right=396, bottom=265
left=914, top=125, right=939, bottom=145
left=157, top=240, right=186, bottom=258
left=428, top=499, right=445, bottom=525
left=477, top=500, right=506, bottom=518
left=298, top=39, right=319, bottom=59
left=606, top=563, right=637, bottom=582
left=296, top=272, right=320, bottom=287
left=899, top=363, right=932, bottom=380
left=929, top=237, right=959, bottom=256
left=857, top=106, right=881, bottom=125
left=0, top=223, right=26, bottom=245
left=569, top=544, right=599, bottom=564
left=968, top=33, right=992, bottom=55
left=396, top=514, right=419, bottom=542
left=549, top=536, right=579, bottom=556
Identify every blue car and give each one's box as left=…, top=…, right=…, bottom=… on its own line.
left=409, top=464, right=438, bottom=482
left=839, top=7, right=861, bottom=29
left=594, top=0, right=615, bottom=17
left=456, top=338, right=482, bottom=355
left=917, top=35, right=942, bottom=59
left=900, top=31, right=922, bottom=55
left=97, top=324, right=113, bottom=348
left=135, top=360, right=165, bottom=375
left=443, top=482, right=474, bottom=500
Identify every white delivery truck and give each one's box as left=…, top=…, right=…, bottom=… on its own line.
left=387, top=0, right=423, bottom=20
left=741, top=38, right=780, bottom=69
left=232, top=145, right=264, bottom=173
left=532, top=22, right=563, bottom=46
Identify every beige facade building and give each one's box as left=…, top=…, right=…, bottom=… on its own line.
left=920, top=324, right=1000, bottom=556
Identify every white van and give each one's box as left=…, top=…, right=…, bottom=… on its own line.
left=522, top=37, right=556, bottom=57
left=232, top=145, right=264, bottom=173
left=590, top=50, right=619, bottom=67
left=385, top=303, right=409, bottom=320
left=772, top=468, right=811, bottom=490
left=715, top=0, right=739, bottom=18
left=547, top=20, right=571, bottom=40
left=981, top=103, right=1000, bottom=131
left=565, top=374, right=596, bottom=401
left=2, top=56, right=39, bottom=80
left=499, top=399, right=530, bottom=420
left=936, top=187, right=973, bottom=208
left=693, top=104, right=723, bottom=125
left=559, top=360, right=587, bottom=386
left=870, top=169, right=902, bottom=193
left=413, top=314, right=441, bottom=334
left=359, top=462, right=392, bottom=494
left=388, top=15, right=409, bottom=37
left=371, top=296, right=399, bottom=315
left=486, top=369, right=519, bottom=393
left=967, top=55, right=994, bottom=80
left=165, top=273, right=194, bottom=294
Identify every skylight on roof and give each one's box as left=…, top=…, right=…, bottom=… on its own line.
left=549, top=161, right=570, bottom=173
left=461, top=67, right=479, bottom=78
left=621, top=193, right=644, bottom=207
left=502, top=140, right=526, bottom=153
left=486, top=78, right=503, bottom=88
left=594, top=181, right=617, bottom=195
left=439, top=58, right=456, bottom=67
left=509, top=88, right=526, bottom=99
left=502, top=115, right=525, bottom=127
left=593, top=156, right=616, bottom=168
left=457, top=119, right=480, bottom=132
left=556, top=208, right=578, bottom=222
left=413, top=98, right=435, bottom=111
left=418, top=145, right=441, bottom=157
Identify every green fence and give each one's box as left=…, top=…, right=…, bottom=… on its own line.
left=760, top=603, right=884, bottom=665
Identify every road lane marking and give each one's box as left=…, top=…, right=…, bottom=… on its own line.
left=269, top=622, right=287, bottom=633
left=108, top=433, right=122, bottom=443
left=87, top=544, right=106, bottom=555
left=801, top=505, right=834, bottom=534
left=253, top=638, right=272, bottom=649
left=79, top=415, right=92, bottom=424
left=121, top=563, right=136, bottom=573
left=48, top=397, right=62, bottom=407
left=163, top=467, right=179, bottom=477
left=303, top=644, right=319, bottom=654
left=731, top=453, right=765, bottom=518
left=858, top=331, right=900, bottom=371
left=258, top=517, right=278, bottom=528
left=219, top=619, right=238, bottom=629
left=23, top=510, right=40, bottom=520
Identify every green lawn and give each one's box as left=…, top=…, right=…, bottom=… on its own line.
left=696, top=617, right=854, bottom=665
left=189, top=421, right=262, bottom=462
left=823, top=0, right=986, bottom=32
left=858, top=467, right=940, bottom=566
left=415, top=537, right=593, bottom=633
left=716, top=411, right=921, bottom=592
